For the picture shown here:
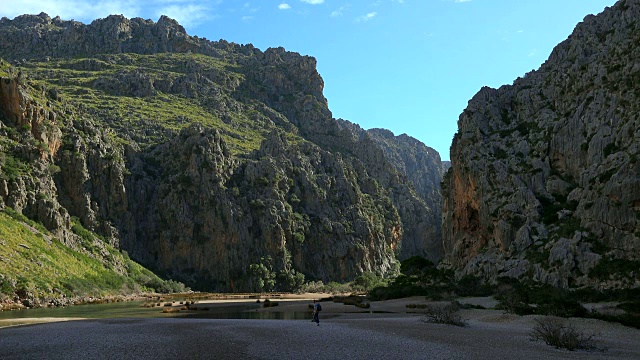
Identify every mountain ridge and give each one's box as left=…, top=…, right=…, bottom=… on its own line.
left=0, top=12, right=445, bottom=294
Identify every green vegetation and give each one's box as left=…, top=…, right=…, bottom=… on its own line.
left=0, top=59, right=11, bottom=77
left=494, top=278, right=587, bottom=317
left=588, top=257, right=640, bottom=280
left=362, top=257, right=640, bottom=329
left=0, top=209, right=187, bottom=303
left=19, top=52, right=305, bottom=156
left=0, top=152, right=31, bottom=182
left=331, top=295, right=370, bottom=309
left=248, top=256, right=277, bottom=292
left=369, top=256, right=458, bottom=301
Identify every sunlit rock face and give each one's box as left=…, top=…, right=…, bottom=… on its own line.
left=442, top=0, right=640, bottom=289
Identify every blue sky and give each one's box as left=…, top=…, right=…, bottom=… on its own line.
left=2, top=0, right=617, bottom=160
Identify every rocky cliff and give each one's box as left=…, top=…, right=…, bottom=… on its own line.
left=0, top=13, right=445, bottom=291
left=336, top=120, right=446, bottom=261
left=442, top=0, right=640, bottom=289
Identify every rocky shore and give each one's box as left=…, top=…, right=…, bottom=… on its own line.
left=0, top=293, right=162, bottom=312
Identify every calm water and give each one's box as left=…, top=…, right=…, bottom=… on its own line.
left=0, top=300, right=315, bottom=321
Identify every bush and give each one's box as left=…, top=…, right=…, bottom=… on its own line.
left=324, top=281, right=353, bottom=294
left=617, top=301, right=640, bottom=314
left=530, top=317, right=604, bottom=351
left=588, top=310, right=640, bottom=329
left=455, top=275, right=492, bottom=297
left=420, top=302, right=466, bottom=327
left=494, top=279, right=586, bottom=317
left=494, top=283, right=534, bottom=315
left=263, top=299, right=279, bottom=308
left=352, top=272, right=386, bottom=292
left=298, top=280, right=326, bottom=293
left=400, top=256, right=434, bottom=275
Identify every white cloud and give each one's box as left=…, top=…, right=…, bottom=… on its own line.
left=331, top=3, right=350, bottom=17
left=354, top=11, right=377, bottom=23
left=0, top=0, right=138, bottom=21
left=153, top=4, right=211, bottom=27
left=0, top=0, right=219, bottom=28
left=528, top=49, right=537, bottom=57
left=300, top=0, right=324, bottom=4
left=242, top=15, right=253, bottom=21
left=278, top=3, right=291, bottom=10
left=454, top=0, right=472, bottom=2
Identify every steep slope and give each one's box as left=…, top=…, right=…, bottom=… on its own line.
left=0, top=13, right=445, bottom=291
left=442, top=0, right=640, bottom=289
left=336, top=120, right=446, bottom=261
left=0, top=210, right=181, bottom=308
left=0, top=67, right=185, bottom=306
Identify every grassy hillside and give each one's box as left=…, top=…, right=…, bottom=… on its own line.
left=22, top=52, right=301, bottom=155
left=0, top=208, right=185, bottom=303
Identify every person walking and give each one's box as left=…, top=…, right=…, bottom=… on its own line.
left=312, top=299, right=321, bottom=326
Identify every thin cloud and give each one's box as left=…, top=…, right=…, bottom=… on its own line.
left=454, top=0, right=472, bottom=2
left=355, top=11, right=377, bottom=23
left=300, top=0, right=324, bottom=4
left=278, top=3, right=291, bottom=10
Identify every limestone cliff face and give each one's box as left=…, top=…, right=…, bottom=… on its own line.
left=0, top=13, right=444, bottom=290
left=121, top=126, right=401, bottom=289
left=443, top=0, right=640, bottom=289
left=0, top=75, right=69, bottom=240
left=335, top=121, right=445, bottom=261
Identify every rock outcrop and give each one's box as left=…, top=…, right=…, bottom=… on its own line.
left=442, top=0, right=640, bottom=289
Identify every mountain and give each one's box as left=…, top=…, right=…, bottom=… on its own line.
left=0, top=13, right=445, bottom=294
left=336, top=120, right=446, bottom=260
left=442, top=0, right=640, bottom=289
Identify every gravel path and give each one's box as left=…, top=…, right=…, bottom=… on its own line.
left=1, top=313, right=638, bottom=360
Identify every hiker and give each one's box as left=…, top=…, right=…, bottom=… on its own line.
left=312, top=299, right=321, bottom=326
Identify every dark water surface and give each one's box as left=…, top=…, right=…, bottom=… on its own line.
left=0, top=300, right=315, bottom=320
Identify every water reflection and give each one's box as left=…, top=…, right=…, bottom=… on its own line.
left=178, top=310, right=314, bottom=320
left=0, top=301, right=319, bottom=321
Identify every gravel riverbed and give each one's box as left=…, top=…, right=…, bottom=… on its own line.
left=1, top=312, right=638, bottom=360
